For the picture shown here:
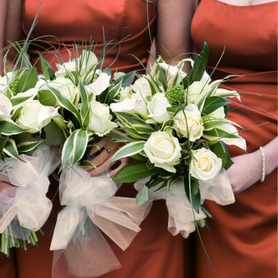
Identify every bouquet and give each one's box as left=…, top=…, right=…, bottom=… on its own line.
left=0, top=65, right=59, bottom=255
left=109, top=43, right=246, bottom=237
left=36, top=46, right=151, bottom=277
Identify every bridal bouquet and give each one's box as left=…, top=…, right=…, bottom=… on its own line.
left=0, top=66, right=59, bottom=256
left=35, top=47, right=151, bottom=277
left=109, top=43, right=246, bottom=237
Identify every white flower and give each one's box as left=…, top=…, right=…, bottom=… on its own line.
left=131, top=77, right=152, bottom=99
left=0, top=94, right=12, bottom=118
left=113, top=71, right=126, bottom=80
left=85, top=72, right=110, bottom=96
left=88, top=101, right=117, bottom=136
left=0, top=72, right=15, bottom=89
left=158, top=63, right=187, bottom=84
left=190, top=148, right=222, bottom=183
left=48, top=77, right=78, bottom=103
left=146, top=93, right=171, bottom=124
left=16, top=100, right=59, bottom=133
left=174, top=104, right=204, bottom=141
left=208, top=106, right=225, bottom=119
left=187, top=81, right=210, bottom=104
left=144, top=130, right=181, bottom=173
left=110, top=77, right=151, bottom=117
left=219, top=124, right=247, bottom=151
left=55, top=50, right=98, bottom=78
left=56, top=61, right=76, bottom=77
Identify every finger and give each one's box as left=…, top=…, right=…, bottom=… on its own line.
left=89, top=136, right=111, bottom=157
left=82, top=143, right=119, bottom=171
left=88, top=159, right=118, bottom=177
left=107, top=157, right=129, bottom=178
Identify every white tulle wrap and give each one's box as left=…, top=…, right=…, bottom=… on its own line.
left=134, top=169, right=235, bottom=238
left=0, top=144, right=59, bottom=238
left=51, top=164, right=151, bottom=278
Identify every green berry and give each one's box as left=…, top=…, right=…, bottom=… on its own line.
left=166, top=84, right=184, bottom=106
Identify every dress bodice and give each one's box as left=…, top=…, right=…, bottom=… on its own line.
left=191, top=0, right=277, bottom=75
left=22, top=0, right=157, bottom=72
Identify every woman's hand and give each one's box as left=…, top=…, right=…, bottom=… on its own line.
left=82, top=136, right=129, bottom=178
left=227, top=137, right=277, bottom=194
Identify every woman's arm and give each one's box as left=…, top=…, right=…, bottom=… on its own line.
left=156, top=0, right=198, bottom=67
left=0, top=0, right=22, bottom=75
left=227, top=137, right=278, bottom=194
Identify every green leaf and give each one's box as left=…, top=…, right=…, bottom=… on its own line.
left=0, top=137, right=9, bottom=152
left=190, top=42, right=209, bottom=83
left=11, top=96, right=33, bottom=107
left=121, top=126, right=150, bottom=140
left=72, top=129, right=88, bottom=165
left=184, top=178, right=201, bottom=213
left=110, top=141, right=145, bottom=164
left=202, top=96, right=231, bottom=115
left=154, top=180, right=167, bottom=192
left=79, top=82, right=90, bottom=127
left=106, top=80, right=122, bottom=105
left=38, top=90, right=57, bottom=106
left=0, top=120, right=26, bottom=135
left=114, top=70, right=136, bottom=87
left=17, top=140, right=43, bottom=154
left=17, top=67, right=38, bottom=93
left=44, top=121, right=66, bottom=145
left=60, top=133, right=75, bottom=171
left=108, top=130, right=132, bottom=143
left=113, top=161, right=156, bottom=183
left=115, top=112, right=155, bottom=133
left=80, top=160, right=97, bottom=169
left=38, top=52, right=55, bottom=81
left=203, top=118, right=241, bottom=130
left=47, top=85, right=82, bottom=124
left=3, top=139, right=25, bottom=162
left=136, top=185, right=149, bottom=206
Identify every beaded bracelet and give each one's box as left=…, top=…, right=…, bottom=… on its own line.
left=259, top=147, right=265, bottom=182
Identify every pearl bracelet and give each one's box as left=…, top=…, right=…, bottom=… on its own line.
left=259, top=147, right=265, bottom=182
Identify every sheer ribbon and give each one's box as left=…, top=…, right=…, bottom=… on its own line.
left=134, top=169, right=235, bottom=238
left=0, top=144, right=59, bottom=239
left=51, top=164, right=151, bottom=277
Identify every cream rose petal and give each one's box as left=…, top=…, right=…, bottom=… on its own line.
left=0, top=94, right=12, bottom=117
left=85, top=73, right=110, bottom=96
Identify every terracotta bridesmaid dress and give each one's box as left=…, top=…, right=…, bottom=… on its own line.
left=191, top=0, right=277, bottom=277
left=0, top=1, right=190, bottom=277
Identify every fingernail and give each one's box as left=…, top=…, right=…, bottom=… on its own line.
left=107, top=173, right=114, bottom=179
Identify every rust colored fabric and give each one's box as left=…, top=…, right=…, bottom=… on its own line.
left=191, top=0, right=277, bottom=277
left=0, top=1, right=190, bottom=278
left=22, top=0, right=157, bottom=74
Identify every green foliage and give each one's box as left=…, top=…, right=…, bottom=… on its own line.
left=166, top=84, right=184, bottom=106
left=113, top=161, right=157, bottom=183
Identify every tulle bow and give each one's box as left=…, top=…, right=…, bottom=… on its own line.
left=0, top=144, right=58, bottom=238
left=51, top=164, right=151, bottom=277
left=134, top=169, right=235, bottom=238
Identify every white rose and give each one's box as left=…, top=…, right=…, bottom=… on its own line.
left=56, top=61, right=76, bottom=77
left=131, top=77, right=152, bottom=100
left=144, top=130, right=181, bottom=173
left=190, top=147, right=222, bottom=183
left=208, top=106, right=225, bottom=119
left=146, top=93, right=171, bottom=123
left=0, top=72, right=15, bottom=89
left=113, top=71, right=126, bottom=80
left=88, top=101, right=117, bottom=136
left=187, top=81, right=210, bottom=103
left=48, top=77, right=78, bottom=103
left=85, top=73, right=110, bottom=96
left=174, top=104, right=204, bottom=141
left=16, top=100, right=59, bottom=133
left=0, top=94, right=12, bottom=119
